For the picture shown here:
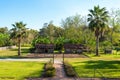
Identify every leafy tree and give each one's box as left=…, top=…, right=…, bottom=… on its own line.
left=0, top=27, right=8, bottom=34
left=54, top=37, right=65, bottom=50
left=109, top=9, right=120, bottom=46
left=39, top=21, right=55, bottom=43
left=23, top=29, right=39, bottom=44
left=0, top=33, right=10, bottom=47
left=61, top=14, right=87, bottom=43
left=10, top=22, right=27, bottom=56
left=32, top=37, right=50, bottom=47
left=88, top=5, right=109, bottom=56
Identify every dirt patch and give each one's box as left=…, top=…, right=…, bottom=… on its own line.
left=26, top=54, right=88, bottom=58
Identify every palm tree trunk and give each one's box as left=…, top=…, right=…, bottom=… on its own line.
left=96, top=36, right=99, bottom=56
left=18, top=38, right=21, bottom=56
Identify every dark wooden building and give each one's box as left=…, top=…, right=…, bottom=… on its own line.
left=35, top=44, right=54, bottom=53
left=64, top=44, right=87, bottom=53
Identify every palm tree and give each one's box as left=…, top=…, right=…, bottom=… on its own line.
left=87, top=5, right=109, bottom=56
left=10, top=22, right=27, bottom=56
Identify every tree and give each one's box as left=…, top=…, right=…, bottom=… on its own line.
left=0, top=33, right=10, bottom=47
left=88, top=5, right=109, bottom=56
left=109, top=9, right=120, bottom=46
left=0, top=27, right=8, bottom=34
left=61, top=14, right=87, bottom=43
left=39, top=21, right=56, bottom=43
left=10, top=22, right=27, bottom=56
left=24, top=29, right=39, bottom=44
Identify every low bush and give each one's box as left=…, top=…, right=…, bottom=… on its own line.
left=29, top=47, right=36, bottom=53
left=63, top=61, right=76, bottom=77
left=43, top=60, right=55, bottom=77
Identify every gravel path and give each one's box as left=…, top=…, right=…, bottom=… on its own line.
left=0, top=58, right=50, bottom=62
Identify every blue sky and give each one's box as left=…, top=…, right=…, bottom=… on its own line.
left=0, top=0, right=120, bottom=30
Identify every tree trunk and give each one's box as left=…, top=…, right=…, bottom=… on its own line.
left=53, top=52, right=54, bottom=64
left=63, top=52, right=64, bottom=63
left=96, top=36, right=99, bottom=56
left=18, top=38, right=21, bottom=56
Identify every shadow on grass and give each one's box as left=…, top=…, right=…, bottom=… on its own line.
left=25, top=70, right=43, bottom=79
left=10, top=48, right=30, bottom=54
left=25, top=63, right=44, bottom=80
left=0, top=55, right=23, bottom=59
left=72, top=60, right=120, bottom=78
left=73, top=60, right=120, bottom=69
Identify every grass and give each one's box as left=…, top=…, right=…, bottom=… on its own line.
left=84, top=52, right=120, bottom=60
left=70, top=60, right=120, bottom=78
left=0, top=61, right=44, bottom=80
left=0, top=47, right=30, bottom=58
left=64, top=52, right=120, bottom=78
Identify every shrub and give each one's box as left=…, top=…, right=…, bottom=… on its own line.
left=63, top=61, right=76, bottom=77
left=0, top=33, right=11, bottom=47
left=29, top=47, right=36, bottom=53
left=43, top=60, right=55, bottom=77
left=44, top=69, right=55, bottom=77
left=32, top=37, right=50, bottom=47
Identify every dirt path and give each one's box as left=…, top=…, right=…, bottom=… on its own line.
left=53, top=61, right=75, bottom=80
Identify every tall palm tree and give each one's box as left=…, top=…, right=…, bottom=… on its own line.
left=87, top=5, right=109, bottom=56
left=10, top=22, right=27, bottom=56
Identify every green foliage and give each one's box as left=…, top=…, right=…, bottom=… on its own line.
left=32, top=37, right=50, bottom=46
left=54, top=37, right=65, bottom=50
left=23, top=29, right=39, bottom=44
left=1, top=7, right=120, bottom=54
left=63, top=39, right=78, bottom=44
left=88, top=5, right=109, bottom=56
left=64, top=61, right=76, bottom=77
left=10, top=21, right=27, bottom=56
left=43, top=61, right=55, bottom=77
left=102, top=41, right=112, bottom=47
left=0, top=27, right=8, bottom=34
left=0, top=33, right=11, bottom=47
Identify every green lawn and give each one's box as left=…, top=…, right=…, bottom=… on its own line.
left=69, top=59, right=120, bottom=78
left=84, top=52, right=120, bottom=60
left=0, top=61, right=44, bottom=80
left=0, top=47, right=30, bottom=58
left=64, top=52, right=120, bottom=78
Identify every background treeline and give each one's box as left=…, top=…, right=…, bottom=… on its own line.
left=0, top=9, right=120, bottom=52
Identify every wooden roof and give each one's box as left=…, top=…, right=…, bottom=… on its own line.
left=35, top=44, right=54, bottom=49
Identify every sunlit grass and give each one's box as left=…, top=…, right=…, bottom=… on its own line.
left=0, top=47, right=30, bottom=58
left=70, top=60, right=120, bottom=78
left=84, top=52, right=120, bottom=60
left=0, top=61, right=44, bottom=80
left=65, top=52, right=120, bottom=78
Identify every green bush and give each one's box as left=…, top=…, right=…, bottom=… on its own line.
left=45, top=63, right=55, bottom=71
left=0, top=33, right=11, bottom=47
left=43, top=61, right=55, bottom=77
left=32, top=37, right=50, bottom=47
left=44, top=69, right=55, bottom=77
left=64, top=61, right=76, bottom=77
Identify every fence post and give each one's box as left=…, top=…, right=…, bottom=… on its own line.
left=94, top=68, right=95, bottom=78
